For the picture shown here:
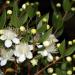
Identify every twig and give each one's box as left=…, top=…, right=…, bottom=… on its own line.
left=28, top=63, right=31, bottom=75
left=34, top=57, right=62, bottom=75
left=62, top=11, right=68, bottom=21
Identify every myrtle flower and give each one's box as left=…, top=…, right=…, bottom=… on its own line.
left=14, top=43, right=33, bottom=63
left=38, top=34, right=58, bottom=62
left=30, top=59, right=38, bottom=66
left=0, top=29, right=20, bottom=48
left=0, top=49, right=14, bottom=66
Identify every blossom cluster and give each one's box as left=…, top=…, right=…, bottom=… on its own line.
left=0, top=27, right=58, bottom=66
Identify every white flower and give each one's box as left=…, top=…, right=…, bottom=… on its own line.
left=0, top=49, right=14, bottom=66
left=14, top=43, right=33, bottom=63
left=38, top=44, right=57, bottom=62
left=48, top=34, right=58, bottom=44
left=31, top=59, right=38, bottom=66
left=0, top=29, right=20, bottom=48
left=43, top=34, right=58, bottom=48
left=38, top=34, right=58, bottom=62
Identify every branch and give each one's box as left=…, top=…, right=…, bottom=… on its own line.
left=34, top=57, right=62, bottom=75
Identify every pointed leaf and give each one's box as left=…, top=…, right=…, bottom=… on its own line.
left=63, top=0, right=71, bottom=12
left=0, top=10, right=6, bottom=29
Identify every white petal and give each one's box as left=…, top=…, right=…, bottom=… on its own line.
left=0, top=57, right=2, bottom=60
left=4, top=40, right=12, bottom=48
left=12, top=38, right=20, bottom=44
left=0, top=59, right=7, bottom=66
left=38, top=50, right=48, bottom=57
left=14, top=51, right=21, bottom=57
left=47, top=53, right=53, bottom=62
left=17, top=55, right=26, bottom=63
left=42, top=50, right=48, bottom=56
left=37, top=45, right=43, bottom=48
left=29, top=45, right=34, bottom=50
left=0, top=35, right=6, bottom=40
left=26, top=51, right=33, bottom=59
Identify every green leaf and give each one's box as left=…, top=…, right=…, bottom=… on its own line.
left=64, top=45, right=75, bottom=56
left=55, top=27, right=64, bottom=38
left=37, top=24, right=47, bottom=33
left=19, top=13, right=28, bottom=25
left=61, top=62, right=67, bottom=70
left=10, top=1, right=21, bottom=28
left=56, top=68, right=66, bottom=75
left=13, top=1, right=19, bottom=16
left=38, top=28, right=52, bottom=43
left=63, top=0, right=71, bottom=12
left=52, top=12, right=63, bottom=30
left=58, top=40, right=65, bottom=56
left=11, top=15, right=21, bottom=28
left=0, top=10, right=6, bottom=29
left=27, top=5, right=38, bottom=18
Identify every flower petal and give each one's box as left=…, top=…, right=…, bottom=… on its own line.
left=29, top=45, right=34, bottom=50
left=38, top=50, right=48, bottom=57
left=0, top=35, right=6, bottom=40
left=17, top=55, right=26, bottom=63
left=12, top=38, right=20, bottom=44
left=0, top=59, right=7, bottom=66
left=47, top=53, right=53, bottom=62
left=37, top=45, right=43, bottom=48
left=14, top=50, right=21, bottom=57
left=4, top=40, right=12, bottom=48
left=26, top=51, right=33, bottom=59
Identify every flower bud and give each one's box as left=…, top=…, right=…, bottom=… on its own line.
left=43, top=41, right=50, bottom=47
left=7, top=10, right=12, bottom=15
left=19, top=8, right=23, bottom=12
left=42, top=18, right=47, bottom=22
left=55, top=56, right=60, bottom=60
left=67, top=70, right=72, bottom=75
left=31, top=29, right=37, bottom=34
left=66, top=56, right=72, bottom=62
left=31, top=3, right=34, bottom=6
left=68, top=41, right=72, bottom=45
left=56, top=43, right=60, bottom=48
left=36, top=11, right=41, bottom=17
left=71, top=7, right=75, bottom=11
left=20, top=26, right=25, bottom=32
left=22, top=4, right=26, bottom=9
left=6, top=0, right=10, bottom=4
left=47, top=24, right=50, bottom=30
left=73, top=67, right=75, bottom=71
left=47, top=67, right=53, bottom=73
left=56, top=3, right=61, bottom=7
left=73, top=54, right=75, bottom=59
left=73, top=39, right=75, bottom=43
left=26, top=2, right=30, bottom=6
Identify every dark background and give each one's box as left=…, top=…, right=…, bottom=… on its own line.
left=0, top=0, right=75, bottom=41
